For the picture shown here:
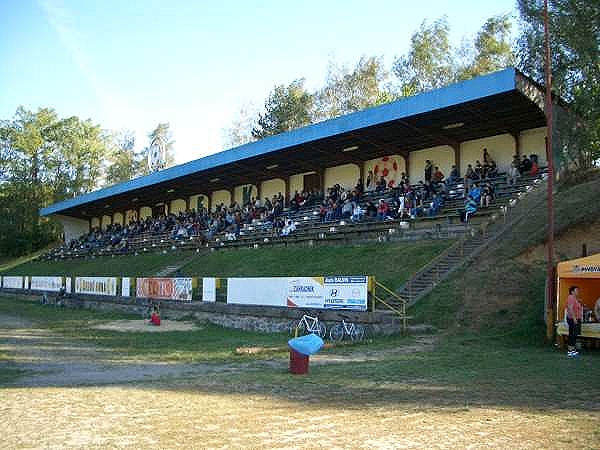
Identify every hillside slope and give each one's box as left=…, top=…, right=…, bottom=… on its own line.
left=411, top=171, right=600, bottom=342
left=2, top=241, right=452, bottom=292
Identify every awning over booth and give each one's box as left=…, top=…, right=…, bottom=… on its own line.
left=556, top=253, right=600, bottom=338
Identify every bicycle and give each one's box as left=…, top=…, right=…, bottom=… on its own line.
left=291, top=313, right=326, bottom=338
left=329, top=316, right=365, bottom=343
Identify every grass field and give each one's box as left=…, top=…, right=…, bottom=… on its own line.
left=1, top=295, right=598, bottom=449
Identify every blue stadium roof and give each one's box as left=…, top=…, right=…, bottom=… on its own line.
left=41, top=68, right=546, bottom=218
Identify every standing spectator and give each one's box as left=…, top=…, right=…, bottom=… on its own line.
left=424, top=160, right=433, bottom=183
left=366, top=170, right=374, bottom=192
left=508, top=154, right=521, bottom=185
left=432, top=166, right=444, bottom=183
left=566, top=286, right=583, bottom=357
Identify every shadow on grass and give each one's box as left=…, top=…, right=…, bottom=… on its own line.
left=1, top=295, right=599, bottom=413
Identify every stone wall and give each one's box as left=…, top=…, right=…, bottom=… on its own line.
left=1, top=290, right=409, bottom=335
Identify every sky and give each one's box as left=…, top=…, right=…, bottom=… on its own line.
left=1, top=0, right=518, bottom=165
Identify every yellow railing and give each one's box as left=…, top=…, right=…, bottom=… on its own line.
left=369, top=277, right=408, bottom=334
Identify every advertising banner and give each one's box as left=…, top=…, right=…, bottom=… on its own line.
left=30, top=276, right=63, bottom=292
left=227, top=276, right=368, bottom=311
left=75, top=277, right=118, bottom=296
left=65, top=277, right=72, bottom=294
left=202, top=277, right=216, bottom=302
left=322, top=276, right=369, bottom=310
left=122, top=277, right=130, bottom=297
left=136, top=278, right=193, bottom=302
left=2, top=276, right=23, bottom=289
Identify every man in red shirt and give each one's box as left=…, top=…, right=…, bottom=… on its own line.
left=566, top=286, right=583, bottom=357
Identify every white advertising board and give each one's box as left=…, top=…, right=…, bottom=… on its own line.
left=65, top=277, right=72, bottom=294
left=30, top=276, right=63, bottom=292
left=227, top=276, right=368, bottom=311
left=122, top=277, right=130, bottom=297
left=75, top=277, right=118, bottom=296
left=202, top=277, right=216, bottom=302
left=2, top=276, right=23, bottom=289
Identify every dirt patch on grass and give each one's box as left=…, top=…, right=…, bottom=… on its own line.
left=92, top=319, right=199, bottom=333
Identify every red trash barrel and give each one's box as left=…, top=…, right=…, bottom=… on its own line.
left=289, top=349, right=309, bottom=374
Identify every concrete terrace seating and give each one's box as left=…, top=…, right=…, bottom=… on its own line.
left=40, top=170, right=547, bottom=261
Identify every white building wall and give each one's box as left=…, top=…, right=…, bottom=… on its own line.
left=54, top=214, right=89, bottom=243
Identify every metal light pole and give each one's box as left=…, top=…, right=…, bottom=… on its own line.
left=544, top=0, right=556, bottom=341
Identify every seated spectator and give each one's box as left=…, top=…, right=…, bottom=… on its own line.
left=519, top=155, right=532, bottom=174
left=529, top=157, right=539, bottom=176
left=149, top=307, right=161, bottom=326
left=376, top=199, right=389, bottom=221
left=319, top=201, right=327, bottom=222
left=486, top=160, right=498, bottom=178
left=469, top=184, right=482, bottom=204
left=427, top=193, right=444, bottom=217
left=448, top=165, right=460, bottom=184
left=365, top=201, right=377, bottom=219
left=281, top=219, right=296, bottom=237
left=354, top=178, right=364, bottom=195
left=480, top=183, right=494, bottom=208
left=341, top=198, right=354, bottom=219
left=474, top=161, right=483, bottom=179
left=351, top=204, right=364, bottom=222
left=376, top=176, right=387, bottom=193
left=461, top=195, right=478, bottom=222
left=508, top=154, right=521, bottom=185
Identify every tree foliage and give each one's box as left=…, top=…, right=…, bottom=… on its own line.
left=251, top=79, right=314, bottom=139
left=314, top=56, right=393, bottom=121
left=393, top=17, right=456, bottom=96
left=0, top=107, right=109, bottom=255
left=104, top=131, right=145, bottom=185
left=393, top=14, right=515, bottom=95
left=517, top=0, right=600, bottom=168
left=223, top=103, right=258, bottom=148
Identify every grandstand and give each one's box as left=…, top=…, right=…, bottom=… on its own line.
left=40, top=68, right=558, bottom=262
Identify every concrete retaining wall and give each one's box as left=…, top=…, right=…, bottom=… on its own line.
left=0, top=290, right=407, bottom=335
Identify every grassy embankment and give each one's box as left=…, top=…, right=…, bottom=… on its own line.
left=2, top=240, right=451, bottom=292
left=411, top=170, right=600, bottom=336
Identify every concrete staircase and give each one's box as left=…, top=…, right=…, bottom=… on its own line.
left=153, top=252, right=202, bottom=277
left=382, top=177, right=548, bottom=310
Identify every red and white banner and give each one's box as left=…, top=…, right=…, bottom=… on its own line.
left=136, top=278, right=193, bottom=302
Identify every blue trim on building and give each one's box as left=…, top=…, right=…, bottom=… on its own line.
left=41, top=68, right=517, bottom=216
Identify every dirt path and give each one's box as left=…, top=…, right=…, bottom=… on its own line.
left=0, top=314, right=244, bottom=387
left=0, top=312, right=436, bottom=388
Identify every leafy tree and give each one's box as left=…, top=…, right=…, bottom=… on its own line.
left=517, top=0, right=600, bottom=168
left=314, top=56, right=394, bottom=121
left=392, top=17, right=455, bottom=96
left=104, top=131, right=145, bottom=185
left=252, top=79, right=314, bottom=139
left=223, top=103, right=258, bottom=148
left=0, top=107, right=109, bottom=255
left=457, top=14, right=515, bottom=80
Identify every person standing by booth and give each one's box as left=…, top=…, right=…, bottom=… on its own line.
left=566, top=286, right=583, bottom=357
